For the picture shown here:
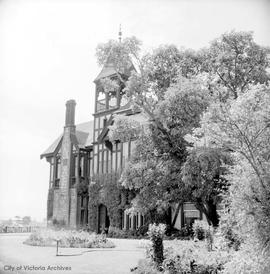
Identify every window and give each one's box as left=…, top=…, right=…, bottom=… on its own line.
left=183, top=203, right=201, bottom=227
left=122, top=142, right=129, bottom=168
left=54, top=157, right=61, bottom=188
left=93, top=154, right=98, bottom=174
left=98, top=151, right=103, bottom=173
left=49, top=159, right=54, bottom=188
left=107, top=150, right=111, bottom=173
left=96, top=91, right=106, bottom=112
left=56, top=158, right=61, bottom=179
left=80, top=156, right=84, bottom=177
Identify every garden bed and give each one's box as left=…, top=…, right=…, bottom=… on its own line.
left=134, top=239, right=232, bottom=274
left=24, top=228, right=115, bottom=248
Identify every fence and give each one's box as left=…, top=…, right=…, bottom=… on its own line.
left=0, top=226, right=40, bottom=233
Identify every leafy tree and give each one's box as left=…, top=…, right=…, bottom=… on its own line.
left=109, top=77, right=209, bottom=224
left=206, top=30, right=270, bottom=99
left=191, top=83, right=270, bottom=251
left=96, top=31, right=270, bottom=227
left=181, top=148, right=232, bottom=226
left=22, top=216, right=31, bottom=225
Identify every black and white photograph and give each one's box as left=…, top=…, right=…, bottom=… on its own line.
left=0, top=0, right=270, bottom=273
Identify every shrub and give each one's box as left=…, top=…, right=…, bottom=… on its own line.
left=222, top=240, right=270, bottom=274
left=193, top=220, right=214, bottom=250
left=107, top=226, right=146, bottom=239
left=165, top=225, right=193, bottom=240
left=52, top=218, right=66, bottom=228
left=162, top=240, right=231, bottom=274
left=132, top=258, right=160, bottom=274
left=218, top=214, right=242, bottom=251
left=148, top=223, right=166, bottom=266
left=24, top=228, right=115, bottom=248
left=107, top=226, right=148, bottom=239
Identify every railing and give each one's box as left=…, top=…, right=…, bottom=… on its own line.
left=96, top=99, right=106, bottom=112
left=0, top=226, right=41, bottom=233
left=96, top=99, right=118, bottom=112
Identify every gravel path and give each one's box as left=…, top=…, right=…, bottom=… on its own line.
left=0, top=233, right=148, bottom=274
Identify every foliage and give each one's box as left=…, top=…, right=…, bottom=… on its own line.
left=108, top=115, right=142, bottom=142
left=88, top=172, right=128, bottom=230
left=181, top=148, right=232, bottom=226
left=96, top=32, right=270, bottom=233
left=115, top=77, right=209, bottom=220
left=134, top=240, right=231, bottom=274
left=217, top=211, right=242, bottom=251
left=52, top=218, right=66, bottom=228
left=148, top=223, right=167, bottom=240
left=166, top=225, right=193, bottom=240
left=22, top=216, right=31, bottom=225
left=192, top=220, right=214, bottom=251
left=96, top=36, right=141, bottom=81
left=148, top=223, right=166, bottom=266
left=191, top=84, right=270, bottom=246
left=24, top=228, right=115, bottom=248
left=206, top=30, right=270, bottom=99
left=132, top=258, right=158, bottom=274
left=108, top=226, right=148, bottom=239
left=153, top=77, right=210, bottom=160
left=222, top=240, right=270, bottom=274
left=77, top=179, right=89, bottom=196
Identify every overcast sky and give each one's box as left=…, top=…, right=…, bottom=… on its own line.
left=0, top=0, right=269, bottom=221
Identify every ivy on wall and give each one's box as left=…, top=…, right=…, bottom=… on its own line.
left=88, top=172, right=135, bottom=231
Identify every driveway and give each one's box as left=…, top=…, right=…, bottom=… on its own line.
left=0, top=233, right=147, bottom=274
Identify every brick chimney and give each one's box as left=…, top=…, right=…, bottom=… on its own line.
left=52, top=99, right=77, bottom=228
left=65, top=99, right=76, bottom=127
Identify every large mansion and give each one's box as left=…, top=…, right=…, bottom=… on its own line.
left=41, top=55, right=205, bottom=233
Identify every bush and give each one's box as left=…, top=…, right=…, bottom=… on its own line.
left=108, top=226, right=148, bottom=239
left=162, top=240, right=231, bottom=274
left=132, top=259, right=160, bottom=274
left=24, top=228, right=115, bottom=248
left=218, top=214, right=242, bottom=251
left=52, top=218, right=66, bottom=228
left=148, top=223, right=166, bottom=266
left=165, top=225, right=193, bottom=240
left=222, top=240, right=270, bottom=274
left=193, top=220, right=214, bottom=250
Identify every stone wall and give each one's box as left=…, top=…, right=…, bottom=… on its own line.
left=69, top=188, right=78, bottom=229
left=47, top=189, right=54, bottom=220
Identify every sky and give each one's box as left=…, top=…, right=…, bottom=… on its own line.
left=0, top=0, right=269, bottom=221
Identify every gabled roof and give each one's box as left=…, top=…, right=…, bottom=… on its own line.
left=94, top=57, right=135, bottom=82
left=94, top=62, right=117, bottom=82
left=40, top=120, right=94, bottom=159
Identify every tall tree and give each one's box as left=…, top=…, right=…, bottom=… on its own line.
left=96, top=31, right=270, bottom=227
left=190, top=83, right=270, bottom=264
left=206, top=30, right=270, bottom=99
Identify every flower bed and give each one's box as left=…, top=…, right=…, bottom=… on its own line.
left=24, top=228, right=115, bottom=248
left=134, top=239, right=232, bottom=274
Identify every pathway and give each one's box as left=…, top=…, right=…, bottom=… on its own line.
left=0, top=233, right=147, bottom=274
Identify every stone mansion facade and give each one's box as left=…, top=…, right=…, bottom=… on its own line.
left=41, top=58, right=204, bottom=232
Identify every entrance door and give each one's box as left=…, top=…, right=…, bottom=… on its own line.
left=98, top=204, right=110, bottom=233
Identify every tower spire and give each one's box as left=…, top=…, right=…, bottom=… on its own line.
left=118, top=24, right=122, bottom=43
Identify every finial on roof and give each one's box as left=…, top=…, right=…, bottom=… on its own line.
left=118, top=24, right=122, bottom=43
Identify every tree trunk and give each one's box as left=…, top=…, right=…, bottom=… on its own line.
left=206, top=202, right=219, bottom=227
